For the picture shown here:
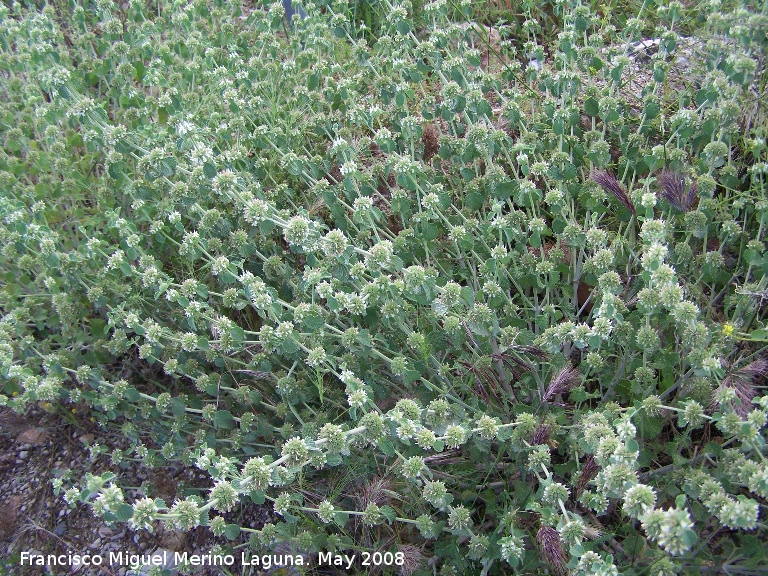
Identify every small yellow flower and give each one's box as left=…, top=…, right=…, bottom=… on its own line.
left=723, top=323, right=734, bottom=337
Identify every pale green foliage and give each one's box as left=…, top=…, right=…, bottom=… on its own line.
left=1, top=0, right=768, bottom=574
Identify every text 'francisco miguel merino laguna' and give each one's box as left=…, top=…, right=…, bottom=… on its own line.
left=20, top=551, right=307, bottom=570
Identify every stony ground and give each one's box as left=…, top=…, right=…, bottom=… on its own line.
left=0, top=406, right=276, bottom=576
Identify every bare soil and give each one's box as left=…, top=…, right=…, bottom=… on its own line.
left=0, top=406, right=273, bottom=576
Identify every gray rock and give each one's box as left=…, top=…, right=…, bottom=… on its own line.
left=125, top=549, right=179, bottom=576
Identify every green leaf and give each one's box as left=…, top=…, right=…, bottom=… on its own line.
left=214, top=410, right=234, bottom=429
left=681, top=528, right=697, bottom=548
left=303, top=313, right=325, bottom=331
left=230, top=325, right=245, bottom=342
left=584, top=97, right=599, bottom=117
left=326, top=452, right=343, bottom=466
left=397, top=173, right=418, bottom=190
left=115, top=503, right=134, bottom=522
left=133, top=60, right=145, bottom=82
left=108, top=162, right=125, bottom=180
left=421, top=222, right=439, bottom=241
left=315, top=370, right=324, bottom=404
left=224, top=524, right=241, bottom=540
left=644, top=100, right=660, bottom=120
left=160, top=157, right=177, bottom=177
left=334, top=511, right=350, bottom=526
left=460, top=286, right=475, bottom=307
left=389, top=255, right=404, bottom=271
left=90, top=318, right=107, bottom=339
left=203, top=162, right=217, bottom=178
left=464, top=191, right=483, bottom=210
left=750, top=328, right=766, bottom=341
left=380, top=505, right=396, bottom=523
left=281, top=339, right=299, bottom=354
left=638, top=415, right=664, bottom=440
left=356, top=329, right=373, bottom=347
left=379, top=438, right=395, bottom=456
left=250, top=491, right=266, bottom=505
left=170, top=398, right=186, bottom=416
left=402, top=369, right=421, bottom=385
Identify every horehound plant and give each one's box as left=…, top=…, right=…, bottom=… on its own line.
left=1, top=0, right=768, bottom=574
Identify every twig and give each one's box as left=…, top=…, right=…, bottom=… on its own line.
left=18, top=517, right=118, bottom=576
left=602, top=349, right=632, bottom=402
left=489, top=335, right=517, bottom=402
left=577, top=505, right=625, bottom=557
left=638, top=452, right=713, bottom=481
left=658, top=367, right=694, bottom=401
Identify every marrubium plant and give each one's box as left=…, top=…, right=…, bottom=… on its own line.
left=2, top=0, right=768, bottom=574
